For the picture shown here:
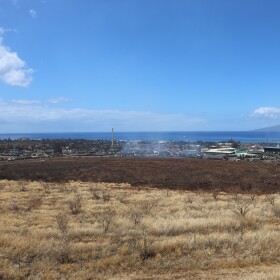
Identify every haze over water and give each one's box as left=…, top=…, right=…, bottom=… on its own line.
left=1, top=131, right=280, bottom=143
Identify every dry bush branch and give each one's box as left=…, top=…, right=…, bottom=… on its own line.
left=228, top=195, right=254, bottom=217
left=184, top=194, right=194, bottom=204
left=272, top=205, right=280, bottom=218
left=69, top=194, right=83, bottom=215
left=129, top=207, right=144, bottom=226
left=42, top=182, right=51, bottom=194
left=212, top=190, right=219, bottom=201
left=97, top=209, right=115, bottom=233
left=26, top=196, right=43, bottom=211
left=53, top=240, right=72, bottom=264
left=18, top=181, right=27, bottom=192
left=56, top=213, right=69, bottom=235
left=266, top=194, right=276, bottom=206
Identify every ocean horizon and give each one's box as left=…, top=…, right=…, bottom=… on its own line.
left=1, top=131, right=280, bottom=143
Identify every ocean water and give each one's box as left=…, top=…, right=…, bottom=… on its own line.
left=1, top=131, right=280, bottom=143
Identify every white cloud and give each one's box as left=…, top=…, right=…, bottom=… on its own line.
left=0, top=28, right=7, bottom=35
left=0, top=28, right=33, bottom=87
left=29, top=9, right=37, bottom=19
left=12, top=99, right=41, bottom=105
left=49, top=97, right=70, bottom=104
left=0, top=28, right=16, bottom=35
left=0, top=100, right=203, bottom=132
left=251, top=107, right=280, bottom=119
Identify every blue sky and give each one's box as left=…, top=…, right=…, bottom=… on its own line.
left=1, top=0, right=280, bottom=132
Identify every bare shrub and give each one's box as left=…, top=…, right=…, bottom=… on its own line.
left=8, top=200, right=22, bottom=212
left=212, top=190, right=219, bottom=201
left=141, top=200, right=158, bottom=214
left=129, top=207, right=144, bottom=226
left=69, top=194, right=83, bottom=215
left=53, top=240, right=72, bottom=264
left=272, top=205, right=280, bottom=218
left=91, top=190, right=102, bottom=200
left=97, top=209, right=115, bottom=233
left=26, top=196, right=43, bottom=211
left=53, top=213, right=72, bottom=263
left=77, top=246, right=85, bottom=270
left=91, top=190, right=111, bottom=202
left=184, top=195, right=193, bottom=204
left=70, top=185, right=78, bottom=193
left=166, top=189, right=170, bottom=197
left=18, top=182, right=27, bottom=192
left=250, top=193, right=257, bottom=202
left=228, top=195, right=254, bottom=217
left=42, top=182, right=51, bottom=194
left=139, top=238, right=156, bottom=261
left=56, top=213, right=69, bottom=235
left=118, top=196, right=128, bottom=204
left=265, top=194, right=276, bottom=206
left=102, top=192, right=111, bottom=202
left=203, top=197, right=210, bottom=204
left=58, top=184, right=67, bottom=193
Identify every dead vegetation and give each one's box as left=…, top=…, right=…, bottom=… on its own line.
left=1, top=157, right=280, bottom=193
left=0, top=179, right=279, bottom=279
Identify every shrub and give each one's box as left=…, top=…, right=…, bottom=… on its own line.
left=118, top=197, right=128, bottom=204
left=58, top=184, right=67, bottom=192
left=56, top=213, right=69, bottom=235
left=26, top=196, right=43, bottom=211
left=265, top=194, right=276, bottom=206
left=139, top=238, right=156, bottom=261
left=228, top=195, right=253, bottom=217
left=129, top=208, right=144, bottom=226
left=53, top=240, right=72, bottom=264
left=97, top=209, right=115, bottom=233
left=8, top=200, right=22, bottom=212
left=102, top=192, right=111, bottom=202
left=91, top=191, right=102, bottom=200
left=42, top=182, right=51, bottom=194
left=18, top=182, right=27, bottom=192
left=69, top=194, right=83, bottom=215
left=212, top=190, right=219, bottom=201
left=184, top=195, right=193, bottom=204
left=141, top=200, right=158, bottom=214
left=272, top=205, right=280, bottom=218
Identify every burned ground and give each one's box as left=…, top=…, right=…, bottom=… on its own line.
left=0, top=157, right=279, bottom=194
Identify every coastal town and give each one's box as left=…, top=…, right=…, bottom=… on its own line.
left=0, top=137, right=280, bottom=162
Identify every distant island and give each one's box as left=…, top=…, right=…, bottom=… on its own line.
left=255, top=125, right=280, bottom=132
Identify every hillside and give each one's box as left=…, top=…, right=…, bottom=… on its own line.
left=255, top=125, right=280, bottom=131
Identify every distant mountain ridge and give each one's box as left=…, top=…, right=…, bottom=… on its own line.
left=255, top=125, right=280, bottom=131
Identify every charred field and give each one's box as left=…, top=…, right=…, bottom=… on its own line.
left=0, top=157, right=280, bottom=194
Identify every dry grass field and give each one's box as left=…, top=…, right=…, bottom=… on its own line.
left=0, top=180, right=279, bottom=279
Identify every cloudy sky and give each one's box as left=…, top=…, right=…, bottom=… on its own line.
left=1, top=0, right=280, bottom=132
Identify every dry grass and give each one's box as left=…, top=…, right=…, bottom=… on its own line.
left=0, top=179, right=279, bottom=279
